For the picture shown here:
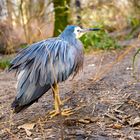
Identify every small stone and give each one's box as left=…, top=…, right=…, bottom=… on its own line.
left=75, top=129, right=85, bottom=135
left=34, top=138, right=42, bottom=140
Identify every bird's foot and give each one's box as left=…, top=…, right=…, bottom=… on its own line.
left=49, top=108, right=73, bottom=118
left=49, top=110, right=60, bottom=118
left=61, top=108, right=74, bottom=116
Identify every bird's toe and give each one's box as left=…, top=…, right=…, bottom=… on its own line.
left=61, top=108, right=74, bottom=116
left=49, top=108, right=74, bottom=118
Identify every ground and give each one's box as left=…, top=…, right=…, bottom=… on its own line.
left=0, top=46, right=140, bottom=140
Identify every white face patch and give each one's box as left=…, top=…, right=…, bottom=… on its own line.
left=74, top=26, right=84, bottom=38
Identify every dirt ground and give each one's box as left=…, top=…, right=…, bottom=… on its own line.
left=0, top=46, right=140, bottom=140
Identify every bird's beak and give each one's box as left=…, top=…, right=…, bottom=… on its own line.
left=81, top=28, right=100, bottom=32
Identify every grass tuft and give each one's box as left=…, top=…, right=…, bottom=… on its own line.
left=80, top=25, right=121, bottom=52
left=0, top=58, right=11, bottom=70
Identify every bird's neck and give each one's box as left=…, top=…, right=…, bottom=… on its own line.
left=59, top=33, right=78, bottom=45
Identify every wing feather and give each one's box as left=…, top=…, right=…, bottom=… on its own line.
left=9, top=37, right=83, bottom=112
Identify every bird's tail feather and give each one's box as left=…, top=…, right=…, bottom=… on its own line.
left=11, top=99, right=29, bottom=113
left=11, top=84, right=51, bottom=113
left=11, top=68, right=51, bottom=113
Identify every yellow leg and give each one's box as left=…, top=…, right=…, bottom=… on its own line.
left=49, top=83, right=61, bottom=117
left=53, top=83, right=61, bottom=113
left=53, top=84, right=62, bottom=107
left=49, top=83, right=73, bottom=118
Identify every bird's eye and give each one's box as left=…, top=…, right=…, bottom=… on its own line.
left=77, top=30, right=80, bottom=32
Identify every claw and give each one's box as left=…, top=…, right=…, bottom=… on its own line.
left=49, top=108, right=74, bottom=118
left=61, top=108, right=73, bottom=116
left=49, top=110, right=60, bottom=118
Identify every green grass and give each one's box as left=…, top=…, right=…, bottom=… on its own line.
left=0, top=43, right=28, bottom=70
left=80, top=25, right=121, bottom=52
left=125, top=16, right=140, bottom=40
left=0, top=58, right=11, bottom=70
left=20, top=43, right=28, bottom=49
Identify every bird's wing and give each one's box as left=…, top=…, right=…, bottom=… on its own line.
left=9, top=37, right=81, bottom=86
left=10, top=38, right=83, bottom=112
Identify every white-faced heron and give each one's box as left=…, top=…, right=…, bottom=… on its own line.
left=9, top=25, right=99, bottom=117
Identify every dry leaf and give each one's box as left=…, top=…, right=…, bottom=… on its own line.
left=112, top=123, right=122, bottom=129
left=129, top=116, right=140, bottom=126
left=18, top=123, right=36, bottom=136
left=78, top=119, right=90, bottom=124
left=25, top=129, right=32, bottom=136
left=84, top=117, right=99, bottom=123
left=78, top=117, right=99, bottom=124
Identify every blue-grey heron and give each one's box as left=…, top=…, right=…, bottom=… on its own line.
left=9, top=25, right=99, bottom=117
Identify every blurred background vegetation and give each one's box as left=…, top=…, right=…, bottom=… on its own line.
left=0, top=0, right=140, bottom=69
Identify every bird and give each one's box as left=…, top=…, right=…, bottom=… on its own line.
left=9, top=25, right=100, bottom=117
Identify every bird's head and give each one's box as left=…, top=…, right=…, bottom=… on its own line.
left=61, top=25, right=100, bottom=39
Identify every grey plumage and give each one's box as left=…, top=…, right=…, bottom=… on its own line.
left=9, top=25, right=85, bottom=113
